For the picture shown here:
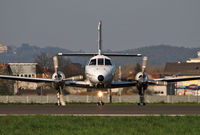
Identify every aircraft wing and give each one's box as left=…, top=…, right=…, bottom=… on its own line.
left=0, top=75, right=54, bottom=82
left=110, top=81, right=137, bottom=88
left=152, top=76, right=200, bottom=83
left=65, top=81, right=92, bottom=88
left=65, top=80, right=137, bottom=88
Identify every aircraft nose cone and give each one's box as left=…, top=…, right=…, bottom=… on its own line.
left=98, top=75, right=104, bottom=82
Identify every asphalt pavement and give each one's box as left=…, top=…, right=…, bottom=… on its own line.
left=0, top=105, right=200, bottom=116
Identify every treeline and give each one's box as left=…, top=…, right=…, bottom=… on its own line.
left=0, top=44, right=199, bottom=65
left=35, top=53, right=84, bottom=77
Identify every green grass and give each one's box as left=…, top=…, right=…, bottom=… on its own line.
left=0, top=115, right=200, bottom=135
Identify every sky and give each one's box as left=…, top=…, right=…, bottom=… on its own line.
left=0, top=0, right=200, bottom=52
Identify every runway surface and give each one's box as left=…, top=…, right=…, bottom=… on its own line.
left=0, top=105, right=200, bottom=116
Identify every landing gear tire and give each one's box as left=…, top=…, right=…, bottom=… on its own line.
left=97, top=101, right=104, bottom=106
left=138, top=102, right=146, bottom=106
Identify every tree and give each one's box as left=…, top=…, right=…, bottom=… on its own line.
left=0, top=66, right=12, bottom=95
left=134, top=63, right=141, bottom=75
left=35, top=53, right=54, bottom=74
left=35, top=53, right=84, bottom=77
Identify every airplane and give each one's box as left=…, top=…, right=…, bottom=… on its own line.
left=1, top=21, right=200, bottom=106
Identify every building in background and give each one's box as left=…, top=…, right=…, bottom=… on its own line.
left=187, top=51, right=200, bottom=63
left=8, top=63, right=38, bottom=95
left=164, top=62, right=200, bottom=96
left=0, top=44, right=8, bottom=54
left=8, top=63, right=37, bottom=78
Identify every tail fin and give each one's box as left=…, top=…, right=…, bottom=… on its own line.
left=58, top=21, right=142, bottom=57
left=98, top=20, right=102, bottom=55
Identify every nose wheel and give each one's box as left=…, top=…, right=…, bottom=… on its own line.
left=97, top=100, right=104, bottom=106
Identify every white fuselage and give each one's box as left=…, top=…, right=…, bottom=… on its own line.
left=85, top=55, right=115, bottom=88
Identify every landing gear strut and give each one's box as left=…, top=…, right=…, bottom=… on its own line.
left=138, top=94, right=145, bottom=106
left=56, top=85, right=66, bottom=106
left=138, top=87, right=146, bottom=106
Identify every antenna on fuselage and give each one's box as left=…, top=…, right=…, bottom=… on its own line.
left=98, top=20, right=102, bottom=55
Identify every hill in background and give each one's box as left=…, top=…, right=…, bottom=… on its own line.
left=0, top=44, right=199, bottom=65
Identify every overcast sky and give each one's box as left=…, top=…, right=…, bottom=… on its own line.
left=0, top=0, right=200, bottom=52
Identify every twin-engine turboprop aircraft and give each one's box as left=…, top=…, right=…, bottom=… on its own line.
left=1, top=21, right=200, bottom=106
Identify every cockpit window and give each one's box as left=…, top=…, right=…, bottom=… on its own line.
left=105, top=59, right=112, bottom=65
left=98, top=58, right=104, bottom=65
left=89, top=59, right=96, bottom=65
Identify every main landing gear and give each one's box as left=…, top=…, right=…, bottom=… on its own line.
left=138, top=94, right=146, bottom=106
left=137, top=86, right=146, bottom=106
left=56, top=85, right=66, bottom=106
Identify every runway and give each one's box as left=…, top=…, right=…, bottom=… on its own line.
left=0, top=105, right=200, bottom=116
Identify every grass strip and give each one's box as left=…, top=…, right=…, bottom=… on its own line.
left=0, top=115, right=200, bottom=135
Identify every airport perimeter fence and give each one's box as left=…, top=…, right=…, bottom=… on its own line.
left=0, top=95, right=200, bottom=104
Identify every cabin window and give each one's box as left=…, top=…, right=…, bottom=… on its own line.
left=105, top=59, right=112, bottom=65
left=98, top=58, right=104, bottom=65
left=89, top=59, right=96, bottom=65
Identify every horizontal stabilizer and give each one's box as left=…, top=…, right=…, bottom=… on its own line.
left=58, top=53, right=142, bottom=57
left=102, top=53, right=142, bottom=57
left=58, top=53, right=97, bottom=56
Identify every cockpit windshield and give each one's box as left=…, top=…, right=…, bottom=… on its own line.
left=98, top=58, right=104, bottom=65
left=89, top=58, right=112, bottom=66
left=105, top=59, right=112, bottom=65
left=89, top=59, right=96, bottom=65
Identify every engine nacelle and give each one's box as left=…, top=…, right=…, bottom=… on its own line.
left=135, top=72, right=149, bottom=81
left=135, top=72, right=149, bottom=93
left=135, top=72, right=143, bottom=81
left=52, top=71, right=65, bottom=80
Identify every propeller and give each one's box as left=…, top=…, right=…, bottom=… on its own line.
left=53, top=56, right=65, bottom=106
left=135, top=56, right=148, bottom=106
left=136, top=56, right=167, bottom=105
left=52, top=56, right=83, bottom=106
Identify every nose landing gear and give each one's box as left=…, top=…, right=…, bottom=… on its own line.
left=97, top=100, right=104, bottom=106
left=97, top=91, right=104, bottom=106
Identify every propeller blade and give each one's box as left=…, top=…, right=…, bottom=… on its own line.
left=53, top=56, right=58, bottom=75
left=142, top=56, right=148, bottom=74
left=64, top=75, right=83, bottom=81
